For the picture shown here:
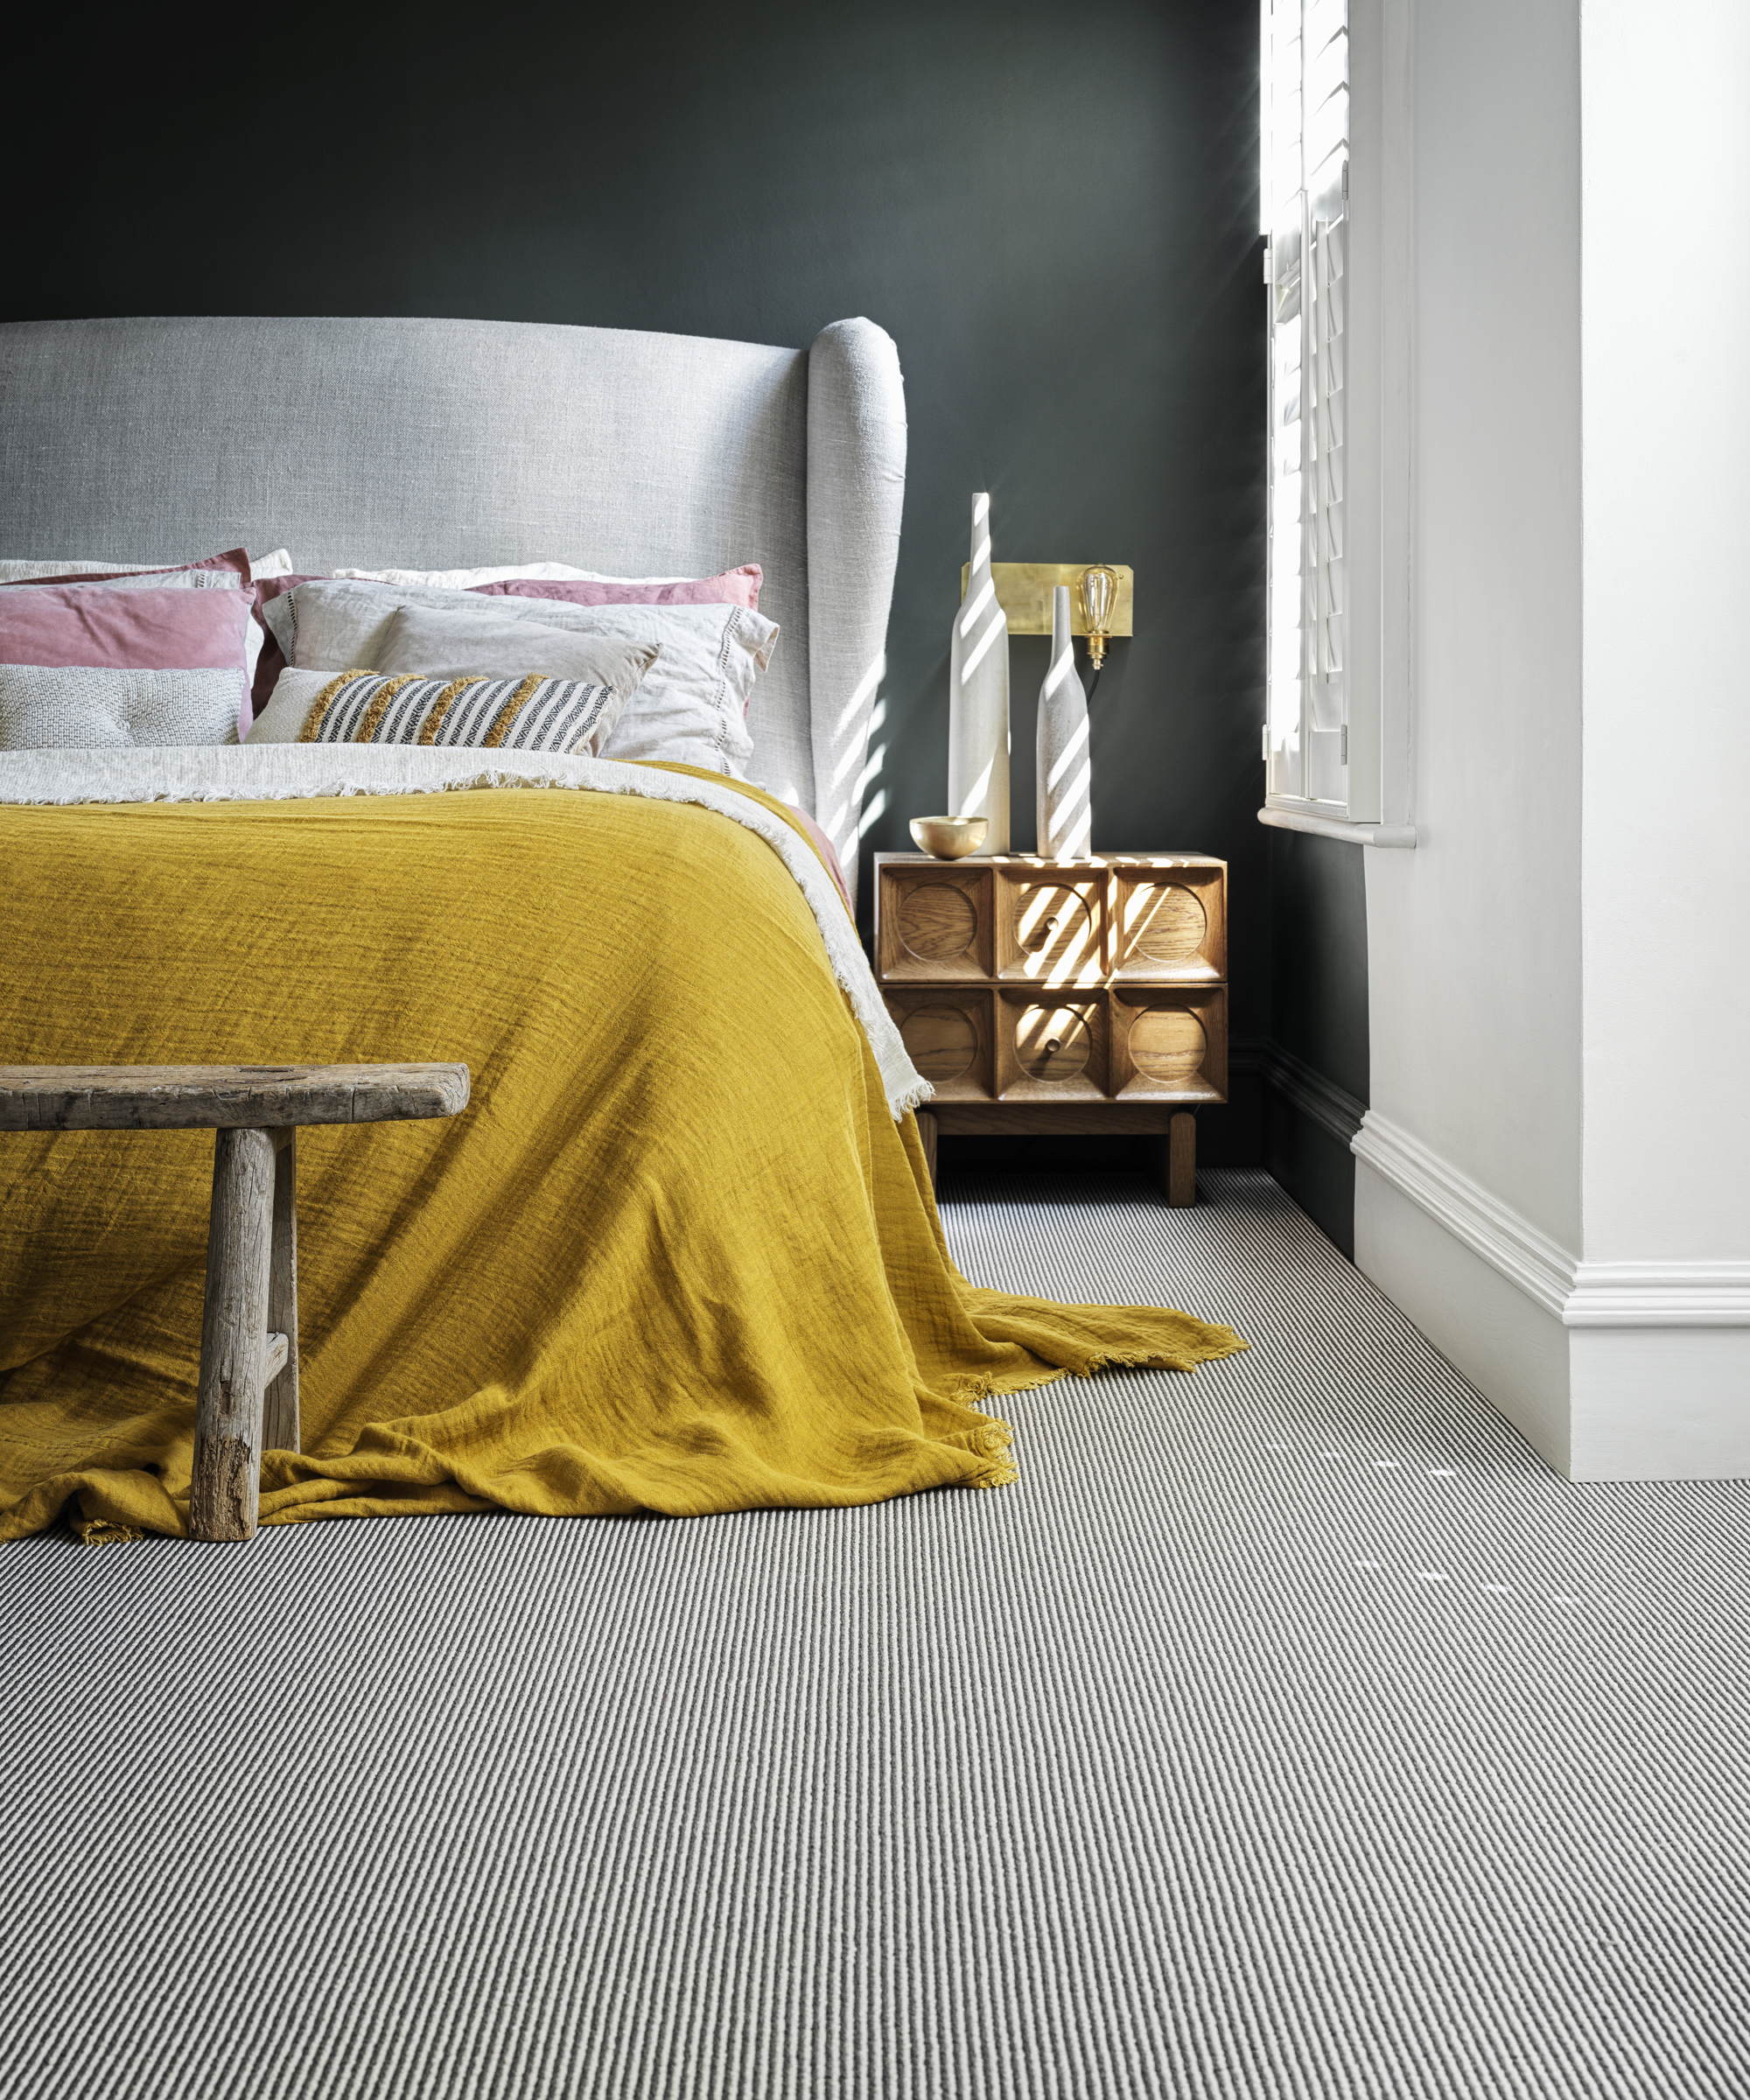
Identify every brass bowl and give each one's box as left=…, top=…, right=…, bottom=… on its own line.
left=910, top=816, right=990, bottom=860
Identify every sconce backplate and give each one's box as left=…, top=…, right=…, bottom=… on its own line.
left=957, top=563, right=1134, bottom=637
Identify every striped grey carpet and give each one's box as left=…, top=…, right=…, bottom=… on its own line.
left=4, top=1169, right=1748, bottom=2099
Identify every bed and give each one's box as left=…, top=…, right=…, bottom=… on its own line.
left=0, top=314, right=1242, bottom=1541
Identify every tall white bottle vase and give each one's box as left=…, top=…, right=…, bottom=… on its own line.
left=946, top=491, right=1010, bottom=853
left=1036, top=584, right=1092, bottom=858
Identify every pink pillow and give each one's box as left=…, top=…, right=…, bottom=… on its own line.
left=475, top=564, right=761, bottom=612
left=0, top=583, right=254, bottom=672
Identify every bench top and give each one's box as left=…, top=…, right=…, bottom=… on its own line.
left=0, top=1063, right=471, bottom=1132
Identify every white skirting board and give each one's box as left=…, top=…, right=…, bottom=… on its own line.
left=1564, top=1329, right=1750, bottom=1481
left=1354, top=1162, right=1577, bottom=1469
left=1354, top=1117, right=1750, bottom=1480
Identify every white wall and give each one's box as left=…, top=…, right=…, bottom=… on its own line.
left=1365, top=0, right=1585, bottom=1250
left=1580, top=0, right=1750, bottom=1265
left=1355, top=0, right=1750, bottom=1476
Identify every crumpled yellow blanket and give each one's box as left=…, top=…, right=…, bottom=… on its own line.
left=0, top=775, right=1243, bottom=1539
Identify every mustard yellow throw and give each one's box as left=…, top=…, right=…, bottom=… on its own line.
left=0, top=778, right=1244, bottom=1539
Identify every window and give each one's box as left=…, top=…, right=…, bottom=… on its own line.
left=1261, top=0, right=1417, bottom=847
left=1264, top=0, right=1352, bottom=816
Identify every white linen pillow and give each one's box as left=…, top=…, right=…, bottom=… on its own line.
left=368, top=604, right=662, bottom=690
left=333, top=561, right=696, bottom=588
left=0, top=549, right=292, bottom=583
left=262, top=581, right=775, bottom=776
left=0, top=558, right=165, bottom=583
left=260, top=582, right=655, bottom=700
left=0, top=665, right=242, bottom=748
left=33, top=570, right=238, bottom=592
left=577, top=604, right=772, bottom=774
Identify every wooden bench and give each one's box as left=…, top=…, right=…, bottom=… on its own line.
left=0, top=1063, right=471, bottom=1544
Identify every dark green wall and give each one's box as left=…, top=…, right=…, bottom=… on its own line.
left=1266, top=830, right=1368, bottom=1254
left=7, top=0, right=1369, bottom=1231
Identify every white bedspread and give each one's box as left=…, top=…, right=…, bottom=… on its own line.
left=0, top=746, right=928, bottom=1120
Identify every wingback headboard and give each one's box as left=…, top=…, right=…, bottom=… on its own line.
left=0, top=313, right=906, bottom=899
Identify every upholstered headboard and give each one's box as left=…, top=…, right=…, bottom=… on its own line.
left=0, top=313, right=905, bottom=898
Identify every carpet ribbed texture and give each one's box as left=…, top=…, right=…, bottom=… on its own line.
left=4, top=1171, right=1746, bottom=2099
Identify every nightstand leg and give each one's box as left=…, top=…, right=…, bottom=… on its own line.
left=1155, top=1111, right=1197, bottom=1208
left=915, top=1108, right=939, bottom=1189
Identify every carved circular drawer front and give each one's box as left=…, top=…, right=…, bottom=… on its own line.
left=900, top=1004, right=978, bottom=1081
left=900, top=884, right=978, bottom=964
left=1129, top=884, right=1207, bottom=963
left=1016, top=1004, right=1092, bottom=1082
left=1016, top=885, right=1093, bottom=968
left=1130, top=1007, right=1206, bottom=1083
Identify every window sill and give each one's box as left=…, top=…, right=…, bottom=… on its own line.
left=1258, top=806, right=1417, bottom=848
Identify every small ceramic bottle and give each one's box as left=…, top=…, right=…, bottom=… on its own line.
left=1036, top=584, right=1091, bottom=858
left=946, top=491, right=1010, bottom=852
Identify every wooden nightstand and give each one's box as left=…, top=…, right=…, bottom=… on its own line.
left=874, top=852, right=1228, bottom=1206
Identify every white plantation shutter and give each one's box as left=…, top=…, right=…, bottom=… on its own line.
left=1265, top=0, right=1350, bottom=812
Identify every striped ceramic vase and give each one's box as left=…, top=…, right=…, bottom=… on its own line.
left=1036, top=584, right=1092, bottom=858
left=946, top=491, right=1010, bottom=852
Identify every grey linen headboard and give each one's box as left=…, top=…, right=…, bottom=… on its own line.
left=0, top=313, right=906, bottom=900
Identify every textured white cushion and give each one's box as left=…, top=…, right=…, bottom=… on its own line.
left=263, top=580, right=774, bottom=778
left=0, top=664, right=242, bottom=748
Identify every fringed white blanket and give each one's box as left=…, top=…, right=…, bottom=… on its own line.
left=0, top=745, right=929, bottom=1120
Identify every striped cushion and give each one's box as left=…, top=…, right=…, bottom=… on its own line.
left=296, top=669, right=623, bottom=755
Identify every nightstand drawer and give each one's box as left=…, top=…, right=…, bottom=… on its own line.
left=996, top=868, right=1105, bottom=984
left=1110, top=862, right=1226, bottom=981
left=883, top=985, right=995, bottom=1101
left=876, top=864, right=992, bottom=981
left=995, top=989, right=1110, bottom=1101
left=1110, top=987, right=1228, bottom=1102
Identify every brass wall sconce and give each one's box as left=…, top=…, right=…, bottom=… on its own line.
left=958, top=562, right=1133, bottom=668
left=1077, top=565, right=1122, bottom=668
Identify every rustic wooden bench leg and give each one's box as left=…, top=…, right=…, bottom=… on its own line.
left=1152, top=1110, right=1198, bottom=1208
left=915, top=1107, right=939, bottom=1190
left=190, top=1126, right=276, bottom=1542
left=262, top=1127, right=300, bottom=1456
